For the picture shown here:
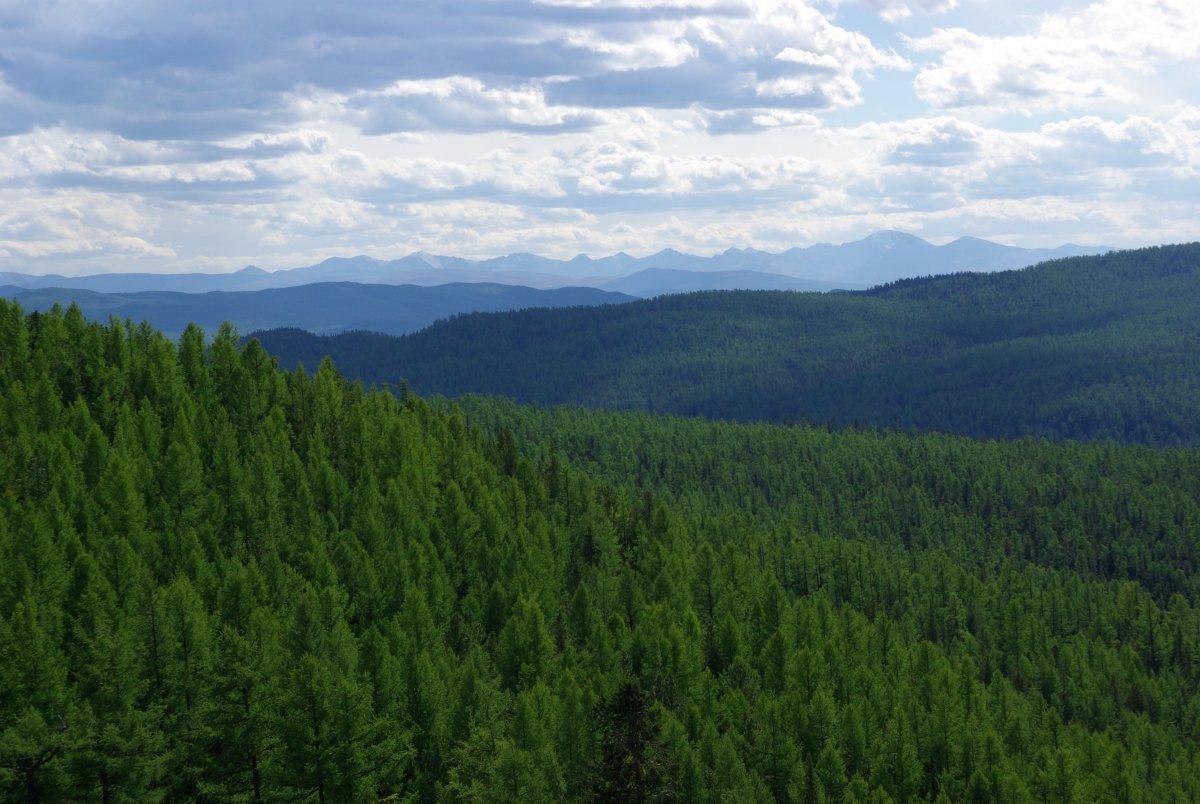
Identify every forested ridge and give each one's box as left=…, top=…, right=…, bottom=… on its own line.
left=4, top=299, right=1200, bottom=801
left=254, top=243, right=1200, bottom=447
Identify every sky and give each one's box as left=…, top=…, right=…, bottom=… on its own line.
left=0, top=0, right=1197, bottom=275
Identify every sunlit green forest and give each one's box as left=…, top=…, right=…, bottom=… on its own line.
left=3, top=299, right=1200, bottom=801
left=255, top=243, right=1200, bottom=447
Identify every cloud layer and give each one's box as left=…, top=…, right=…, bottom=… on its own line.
left=0, top=0, right=1196, bottom=273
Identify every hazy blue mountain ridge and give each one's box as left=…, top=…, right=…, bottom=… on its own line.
left=0, top=231, right=1109, bottom=295
left=8, top=282, right=635, bottom=339
left=602, top=268, right=847, bottom=296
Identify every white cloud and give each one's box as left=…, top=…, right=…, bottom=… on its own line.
left=861, top=0, right=958, bottom=24
left=699, top=108, right=821, bottom=134
left=346, top=77, right=605, bottom=135
left=908, top=0, right=1200, bottom=113
left=558, top=25, right=699, bottom=71
left=882, top=116, right=986, bottom=166
left=0, top=1, right=1197, bottom=273
left=543, top=0, right=910, bottom=113
left=776, top=48, right=842, bottom=71
left=0, top=189, right=175, bottom=265
left=555, top=140, right=824, bottom=199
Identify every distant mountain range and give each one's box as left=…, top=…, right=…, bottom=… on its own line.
left=1, top=231, right=1109, bottom=296
left=601, top=268, right=846, bottom=296
left=4, top=282, right=634, bottom=339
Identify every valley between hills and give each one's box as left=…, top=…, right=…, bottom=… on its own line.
left=2, top=239, right=1199, bottom=801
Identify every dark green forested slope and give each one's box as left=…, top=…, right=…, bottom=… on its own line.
left=254, top=243, right=1200, bottom=446
left=454, top=395, right=1200, bottom=603
left=4, top=300, right=1200, bottom=801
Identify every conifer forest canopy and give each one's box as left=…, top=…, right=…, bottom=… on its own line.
left=3, top=297, right=1200, bottom=800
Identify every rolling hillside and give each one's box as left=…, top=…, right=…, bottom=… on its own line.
left=253, top=243, right=1200, bottom=446
left=3, top=300, right=1199, bottom=800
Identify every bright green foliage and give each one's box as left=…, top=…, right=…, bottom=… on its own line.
left=1, top=299, right=1200, bottom=801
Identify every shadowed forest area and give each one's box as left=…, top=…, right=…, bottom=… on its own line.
left=256, top=244, right=1200, bottom=447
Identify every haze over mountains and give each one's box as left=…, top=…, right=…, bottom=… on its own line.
left=3, top=282, right=634, bottom=339
left=1, top=231, right=1107, bottom=296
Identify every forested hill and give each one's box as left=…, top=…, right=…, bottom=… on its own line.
left=3, top=299, right=1200, bottom=800
left=253, top=243, right=1200, bottom=446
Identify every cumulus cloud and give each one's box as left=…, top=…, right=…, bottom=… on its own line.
left=0, top=0, right=905, bottom=142
left=699, top=108, right=821, bottom=134
left=547, top=2, right=909, bottom=113
left=558, top=140, right=823, bottom=201
left=7, top=105, right=1199, bottom=272
left=337, top=78, right=604, bottom=135
left=843, top=109, right=1200, bottom=232
left=0, top=127, right=326, bottom=204
left=3, top=0, right=908, bottom=141
left=884, top=117, right=984, bottom=166
left=861, top=0, right=958, bottom=24
left=0, top=189, right=176, bottom=266
left=1, top=1, right=592, bottom=139
left=958, top=114, right=1195, bottom=201
left=1, top=0, right=1197, bottom=273
left=908, top=0, right=1200, bottom=113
